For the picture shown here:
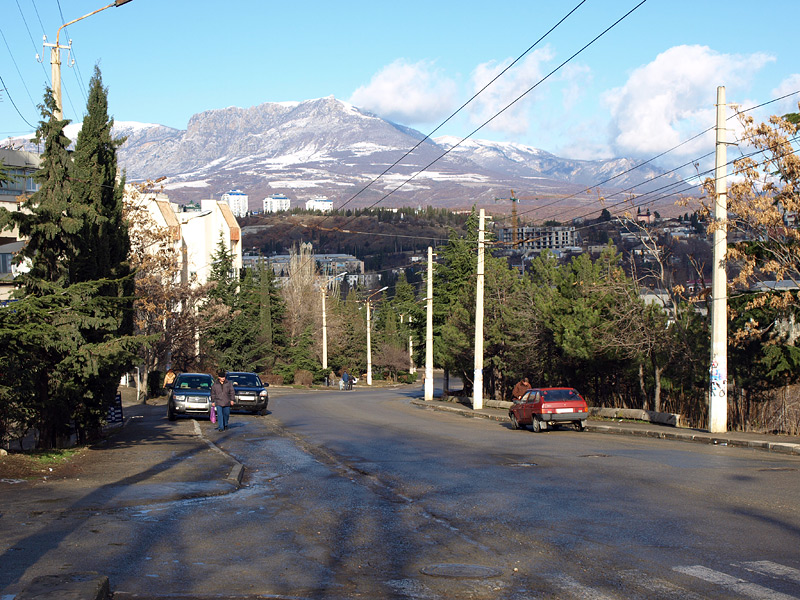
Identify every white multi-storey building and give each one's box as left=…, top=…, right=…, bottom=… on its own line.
left=263, top=193, right=291, bottom=213
left=221, top=189, right=249, bottom=218
left=305, top=196, right=333, bottom=213
left=126, top=189, right=241, bottom=287
left=498, top=225, right=579, bottom=252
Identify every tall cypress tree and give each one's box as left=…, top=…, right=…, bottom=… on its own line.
left=0, top=86, right=140, bottom=448
left=71, top=66, right=135, bottom=438
left=72, top=66, right=130, bottom=287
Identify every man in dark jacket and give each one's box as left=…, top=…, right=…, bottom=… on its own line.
left=211, top=369, right=235, bottom=431
left=512, top=377, right=531, bottom=401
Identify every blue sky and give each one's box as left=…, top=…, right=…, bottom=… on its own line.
left=2, top=0, right=799, bottom=176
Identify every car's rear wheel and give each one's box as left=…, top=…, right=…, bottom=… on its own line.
left=531, top=416, right=541, bottom=433
left=510, top=413, right=521, bottom=430
left=575, top=419, right=586, bottom=431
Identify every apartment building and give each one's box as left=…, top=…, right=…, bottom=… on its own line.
left=127, top=189, right=242, bottom=286
left=498, top=225, right=579, bottom=252
left=221, top=189, right=249, bottom=218
left=0, top=148, right=40, bottom=300
left=263, top=193, right=291, bottom=213
left=305, top=196, right=333, bottom=213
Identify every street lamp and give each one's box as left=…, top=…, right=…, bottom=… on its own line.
left=320, top=272, right=347, bottom=373
left=365, top=286, right=388, bottom=386
left=42, top=0, right=134, bottom=120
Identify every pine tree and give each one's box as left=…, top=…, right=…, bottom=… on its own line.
left=0, top=88, right=141, bottom=448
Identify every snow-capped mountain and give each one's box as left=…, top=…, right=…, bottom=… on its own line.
left=10, top=97, right=688, bottom=216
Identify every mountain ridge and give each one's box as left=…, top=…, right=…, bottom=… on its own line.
left=9, top=97, right=689, bottom=218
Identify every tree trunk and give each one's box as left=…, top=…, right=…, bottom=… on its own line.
left=639, top=363, right=649, bottom=411
left=653, top=363, right=663, bottom=413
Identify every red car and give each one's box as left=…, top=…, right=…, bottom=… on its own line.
left=509, top=387, right=589, bottom=432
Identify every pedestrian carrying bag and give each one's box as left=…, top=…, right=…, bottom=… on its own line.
left=210, top=405, right=217, bottom=424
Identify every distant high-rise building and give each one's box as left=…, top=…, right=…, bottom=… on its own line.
left=221, top=189, right=249, bottom=217
left=305, top=196, right=333, bottom=213
left=263, top=193, right=291, bottom=213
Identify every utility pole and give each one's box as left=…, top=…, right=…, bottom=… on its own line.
left=42, top=0, right=133, bottom=120
left=473, top=209, right=485, bottom=410
left=365, top=286, right=388, bottom=386
left=320, top=272, right=346, bottom=372
left=425, top=246, right=434, bottom=401
left=709, top=86, right=728, bottom=433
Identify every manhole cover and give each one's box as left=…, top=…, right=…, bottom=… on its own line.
left=507, top=462, right=538, bottom=468
left=420, top=564, right=502, bottom=579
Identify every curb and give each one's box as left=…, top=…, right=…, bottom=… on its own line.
left=15, top=572, right=109, bottom=600
left=411, top=399, right=800, bottom=456
left=193, top=421, right=245, bottom=489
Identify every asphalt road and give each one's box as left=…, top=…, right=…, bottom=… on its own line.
left=3, top=384, right=800, bottom=599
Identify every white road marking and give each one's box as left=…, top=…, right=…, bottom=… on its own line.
left=674, top=565, right=799, bottom=600
left=617, top=569, right=708, bottom=599
left=738, top=562, right=800, bottom=584
left=550, top=574, right=616, bottom=599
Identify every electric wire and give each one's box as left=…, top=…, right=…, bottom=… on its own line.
left=55, top=0, right=88, bottom=108
left=0, top=25, right=39, bottom=116
left=0, top=73, right=37, bottom=130
left=329, top=0, right=590, bottom=217
left=500, top=89, right=800, bottom=226
left=334, top=0, right=649, bottom=234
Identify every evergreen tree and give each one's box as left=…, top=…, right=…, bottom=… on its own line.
left=0, top=88, right=142, bottom=448
left=71, top=66, right=136, bottom=436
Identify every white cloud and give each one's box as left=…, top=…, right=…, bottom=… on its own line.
left=349, top=59, right=457, bottom=124
left=771, top=74, right=800, bottom=115
left=467, top=47, right=556, bottom=136
left=604, top=45, right=774, bottom=158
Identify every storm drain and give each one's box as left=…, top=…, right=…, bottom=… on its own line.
left=420, top=564, right=502, bottom=579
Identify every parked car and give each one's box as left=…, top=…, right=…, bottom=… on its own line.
left=167, top=373, right=214, bottom=421
left=508, top=387, right=589, bottom=432
left=226, top=371, right=269, bottom=415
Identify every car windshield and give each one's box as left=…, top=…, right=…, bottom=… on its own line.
left=174, top=375, right=212, bottom=390
left=540, top=389, right=579, bottom=401
left=227, top=373, right=262, bottom=387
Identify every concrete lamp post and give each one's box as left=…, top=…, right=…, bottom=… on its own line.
left=320, top=272, right=347, bottom=372
left=43, top=0, right=134, bottom=120
left=365, top=286, right=389, bottom=386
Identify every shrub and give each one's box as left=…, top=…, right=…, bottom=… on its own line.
left=294, top=369, right=313, bottom=386
left=261, top=373, right=284, bottom=386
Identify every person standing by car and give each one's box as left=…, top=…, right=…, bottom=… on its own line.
left=211, top=369, right=235, bottom=431
left=341, top=370, right=351, bottom=391
left=512, top=377, right=531, bottom=401
left=163, top=368, right=176, bottom=391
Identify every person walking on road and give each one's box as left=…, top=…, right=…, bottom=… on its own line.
left=211, top=369, right=235, bottom=431
left=512, top=377, right=531, bottom=401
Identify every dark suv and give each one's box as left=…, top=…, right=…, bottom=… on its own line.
left=226, top=371, right=269, bottom=415
left=167, top=373, right=214, bottom=421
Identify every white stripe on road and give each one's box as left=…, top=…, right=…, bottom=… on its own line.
left=674, top=565, right=799, bottom=600
left=617, top=569, right=708, bottom=599
left=738, top=562, right=800, bottom=584
left=550, top=574, right=616, bottom=600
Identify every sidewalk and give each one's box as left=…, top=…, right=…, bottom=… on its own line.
left=410, top=398, right=800, bottom=456
left=0, top=397, right=243, bottom=512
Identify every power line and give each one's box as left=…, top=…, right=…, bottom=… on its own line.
left=499, top=88, right=800, bottom=226
left=0, top=25, right=39, bottom=115
left=0, top=73, right=37, bottom=130
left=55, top=0, right=88, bottom=108
left=338, top=0, right=649, bottom=228
left=331, top=0, right=590, bottom=217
